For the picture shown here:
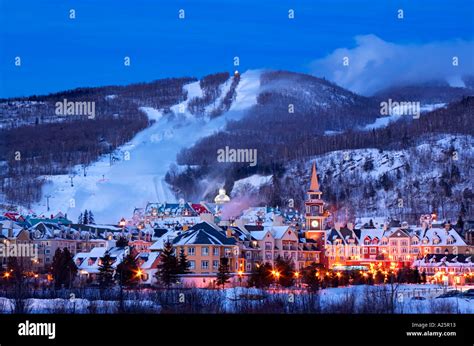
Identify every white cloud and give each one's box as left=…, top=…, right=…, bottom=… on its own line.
left=310, top=35, right=474, bottom=95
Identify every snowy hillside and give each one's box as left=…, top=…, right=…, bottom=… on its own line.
left=231, top=174, right=273, bottom=197
left=30, top=70, right=262, bottom=223
left=279, top=134, right=474, bottom=222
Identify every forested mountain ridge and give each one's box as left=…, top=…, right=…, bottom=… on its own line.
left=0, top=69, right=472, bottom=224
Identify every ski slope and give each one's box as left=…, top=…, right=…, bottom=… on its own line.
left=32, top=70, right=262, bottom=224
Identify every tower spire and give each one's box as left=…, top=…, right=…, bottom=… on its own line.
left=309, top=162, right=320, bottom=192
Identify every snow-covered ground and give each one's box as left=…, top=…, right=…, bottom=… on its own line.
left=362, top=103, right=447, bottom=130
left=31, top=70, right=262, bottom=224
left=231, top=174, right=272, bottom=197
left=282, top=134, right=474, bottom=219
left=1, top=284, right=471, bottom=314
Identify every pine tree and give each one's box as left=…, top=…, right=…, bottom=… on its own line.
left=77, top=212, right=83, bottom=224
left=177, top=247, right=191, bottom=274
left=302, top=262, right=321, bottom=292
left=115, top=253, right=139, bottom=287
left=51, top=248, right=64, bottom=289
left=62, top=248, right=78, bottom=289
left=216, top=257, right=231, bottom=288
left=421, top=271, right=427, bottom=284
left=98, top=251, right=115, bottom=288
left=156, top=241, right=178, bottom=287
left=88, top=211, right=95, bottom=224
left=83, top=210, right=89, bottom=224
left=274, top=255, right=295, bottom=287
left=248, top=262, right=273, bottom=288
left=51, top=248, right=77, bottom=289
left=5, top=256, right=24, bottom=286
left=413, top=267, right=420, bottom=284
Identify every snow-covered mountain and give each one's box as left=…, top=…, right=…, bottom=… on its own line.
left=1, top=69, right=472, bottom=224
left=26, top=70, right=262, bottom=223
left=278, top=134, right=473, bottom=223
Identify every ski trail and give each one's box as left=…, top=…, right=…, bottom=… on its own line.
left=32, top=70, right=262, bottom=223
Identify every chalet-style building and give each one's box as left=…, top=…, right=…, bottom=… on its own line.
left=172, top=221, right=239, bottom=275
left=413, top=254, right=473, bottom=285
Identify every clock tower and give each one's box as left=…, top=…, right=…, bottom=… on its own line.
left=305, top=162, right=326, bottom=246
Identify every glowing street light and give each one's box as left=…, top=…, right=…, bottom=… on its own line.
left=237, top=270, right=243, bottom=286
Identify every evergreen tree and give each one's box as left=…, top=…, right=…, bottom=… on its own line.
left=156, top=241, right=178, bottom=287
left=5, top=257, right=24, bottom=286
left=98, top=251, right=115, bottom=288
left=88, top=211, right=95, bottom=224
left=301, top=262, right=321, bottom=292
left=77, top=212, right=83, bottom=224
left=380, top=173, right=393, bottom=192
left=248, top=262, right=273, bottom=288
left=51, top=248, right=77, bottom=289
left=83, top=210, right=89, bottom=224
left=413, top=267, right=421, bottom=284
left=51, top=248, right=64, bottom=289
left=62, top=248, right=78, bottom=289
left=216, top=257, right=231, bottom=288
left=274, top=255, right=295, bottom=287
left=115, top=253, right=139, bottom=287
left=177, top=247, right=191, bottom=274
left=421, top=271, right=427, bottom=284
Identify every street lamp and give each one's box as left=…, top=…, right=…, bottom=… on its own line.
left=237, top=270, right=243, bottom=286
left=294, top=271, right=300, bottom=288
left=271, top=270, right=280, bottom=289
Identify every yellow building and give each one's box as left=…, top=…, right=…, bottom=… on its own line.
left=173, top=221, right=239, bottom=274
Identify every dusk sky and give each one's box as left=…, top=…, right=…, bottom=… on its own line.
left=1, top=0, right=473, bottom=97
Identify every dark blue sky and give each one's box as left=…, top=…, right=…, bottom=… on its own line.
left=1, top=0, right=473, bottom=98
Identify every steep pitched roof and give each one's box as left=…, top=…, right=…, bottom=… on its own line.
left=309, top=162, right=320, bottom=192
left=172, top=221, right=236, bottom=246
left=421, top=227, right=466, bottom=246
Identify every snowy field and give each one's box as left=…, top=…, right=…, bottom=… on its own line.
left=0, top=284, right=472, bottom=314
left=30, top=70, right=262, bottom=224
